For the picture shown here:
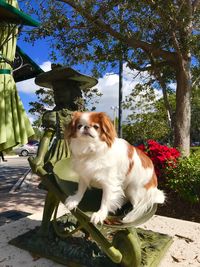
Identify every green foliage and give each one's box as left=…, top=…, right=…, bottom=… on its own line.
left=29, top=88, right=54, bottom=114
left=82, top=88, right=103, bottom=111
left=28, top=86, right=102, bottom=127
left=191, top=147, right=200, bottom=154
left=21, top=0, right=200, bottom=70
left=165, top=152, right=200, bottom=204
left=191, top=86, right=200, bottom=143
left=28, top=87, right=54, bottom=128
left=32, top=127, right=44, bottom=140
left=20, top=0, right=200, bottom=94
left=122, top=83, right=175, bottom=144
left=20, top=0, right=200, bottom=155
left=123, top=119, right=170, bottom=145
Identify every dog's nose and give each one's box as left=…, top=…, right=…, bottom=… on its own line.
left=84, top=125, right=89, bottom=130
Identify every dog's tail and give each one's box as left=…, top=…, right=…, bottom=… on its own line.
left=122, top=188, right=165, bottom=224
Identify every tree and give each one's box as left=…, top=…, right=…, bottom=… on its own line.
left=122, top=83, right=175, bottom=144
left=23, top=0, right=200, bottom=156
left=191, top=85, right=200, bottom=143
left=123, top=81, right=199, bottom=146
left=28, top=87, right=54, bottom=128
left=28, top=85, right=102, bottom=126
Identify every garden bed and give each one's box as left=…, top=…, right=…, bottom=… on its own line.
left=156, top=190, right=200, bottom=223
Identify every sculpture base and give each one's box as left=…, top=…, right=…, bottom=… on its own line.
left=9, top=214, right=172, bottom=267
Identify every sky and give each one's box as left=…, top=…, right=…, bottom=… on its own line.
left=15, top=2, right=164, bottom=125
left=16, top=36, right=150, bottom=123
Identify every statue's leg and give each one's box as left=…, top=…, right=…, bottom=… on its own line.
left=38, top=190, right=59, bottom=236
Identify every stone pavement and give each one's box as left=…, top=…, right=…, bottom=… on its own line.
left=0, top=157, right=200, bottom=267
left=0, top=156, right=46, bottom=224
left=0, top=156, right=30, bottom=193
left=0, top=211, right=200, bottom=267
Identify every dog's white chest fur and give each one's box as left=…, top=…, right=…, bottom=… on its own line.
left=65, top=111, right=165, bottom=225
left=70, top=138, right=126, bottom=188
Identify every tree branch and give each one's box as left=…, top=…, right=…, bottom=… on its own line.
left=94, top=0, right=120, bottom=18
left=192, top=0, right=200, bottom=13
left=57, top=0, right=177, bottom=64
left=171, top=30, right=184, bottom=61
left=192, top=76, right=200, bottom=87
left=127, top=60, right=171, bottom=72
left=146, top=0, right=186, bottom=61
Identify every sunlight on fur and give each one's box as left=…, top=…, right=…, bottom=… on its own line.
left=64, top=111, right=165, bottom=225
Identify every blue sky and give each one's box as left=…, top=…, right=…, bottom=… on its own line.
left=15, top=6, right=162, bottom=123
left=16, top=33, right=143, bottom=122
left=16, top=37, right=50, bottom=113
left=14, top=2, right=139, bottom=122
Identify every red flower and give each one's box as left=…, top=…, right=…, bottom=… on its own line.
left=137, top=144, right=145, bottom=151
left=138, top=140, right=180, bottom=178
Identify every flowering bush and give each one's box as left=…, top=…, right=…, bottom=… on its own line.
left=137, top=140, right=180, bottom=179
left=166, top=152, right=200, bottom=203
left=138, top=140, right=200, bottom=204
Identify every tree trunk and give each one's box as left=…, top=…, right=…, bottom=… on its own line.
left=155, top=73, right=174, bottom=129
left=174, top=58, right=191, bottom=156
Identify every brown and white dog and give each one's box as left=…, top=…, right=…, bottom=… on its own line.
left=65, top=111, right=165, bottom=225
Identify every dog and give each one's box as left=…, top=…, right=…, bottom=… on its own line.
left=64, top=111, right=165, bottom=225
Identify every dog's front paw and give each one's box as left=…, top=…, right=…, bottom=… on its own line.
left=90, top=210, right=107, bottom=225
left=64, top=195, right=79, bottom=211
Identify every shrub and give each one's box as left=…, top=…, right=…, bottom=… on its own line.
left=138, top=140, right=200, bottom=204
left=137, top=140, right=180, bottom=179
left=165, top=153, right=200, bottom=204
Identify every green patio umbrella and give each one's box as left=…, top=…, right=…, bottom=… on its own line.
left=0, top=0, right=39, bottom=151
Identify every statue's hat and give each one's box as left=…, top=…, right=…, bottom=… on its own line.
left=35, top=65, right=98, bottom=90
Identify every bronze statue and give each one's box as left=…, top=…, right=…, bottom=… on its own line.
left=12, top=65, right=171, bottom=267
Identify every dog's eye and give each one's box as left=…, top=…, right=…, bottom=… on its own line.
left=93, top=124, right=99, bottom=130
left=77, top=124, right=82, bottom=129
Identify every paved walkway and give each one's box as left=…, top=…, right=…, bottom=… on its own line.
left=0, top=158, right=200, bottom=267
left=0, top=156, right=46, bottom=224
left=0, top=211, right=200, bottom=267
left=0, top=157, right=30, bottom=193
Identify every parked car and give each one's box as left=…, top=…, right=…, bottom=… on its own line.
left=191, top=141, right=200, bottom=147
left=27, top=140, right=39, bottom=146
left=13, top=143, right=39, bottom=157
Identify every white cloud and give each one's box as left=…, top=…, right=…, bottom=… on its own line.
left=95, top=64, right=150, bottom=120
left=169, top=82, right=176, bottom=91
left=16, top=61, right=140, bottom=120
left=94, top=64, right=165, bottom=120
left=40, top=61, right=52, bottom=72
left=16, top=61, right=51, bottom=94
left=28, top=113, right=35, bottom=124
left=16, top=60, right=163, bottom=122
left=16, top=77, right=37, bottom=94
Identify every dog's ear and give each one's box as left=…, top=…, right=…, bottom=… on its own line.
left=99, top=112, right=117, bottom=147
left=71, top=112, right=82, bottom=126
left=65, top=111, right=81, bottom=139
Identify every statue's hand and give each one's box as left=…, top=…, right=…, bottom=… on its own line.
left=28, top=156, right=44, bottom=174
